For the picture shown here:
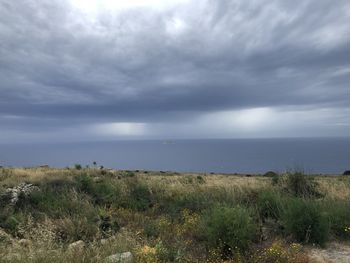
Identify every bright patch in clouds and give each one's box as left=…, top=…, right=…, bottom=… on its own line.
left=166, top=17, right=187, bottom=35
left=202, top=108, right=274, bottom=131
left=93, top=122, right=147, bottom=137
left=231, top=108, right=274, bottom=130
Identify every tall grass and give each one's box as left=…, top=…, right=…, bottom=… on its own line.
left=0, top=168, right=350, bottom=262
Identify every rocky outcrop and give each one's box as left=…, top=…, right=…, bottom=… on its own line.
left=5, top=183, right=39, bottom=205
left=308, top=242, right=350, bottom=263
left=104, top=252, right=134, bottom=263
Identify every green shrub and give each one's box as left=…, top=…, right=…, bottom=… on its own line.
left=263, top=171, right=278, bottom=177
left=236, top=188, right=260, bottom=207
left=283, top=199, right=329, bottom=245
left=99, top=214, right=120, bottom=235
left=203, top=205, right=257, bottom=253
left=157, top=191, right=211, bottom=216
left=286, top=172, right=322, bottom=198
left=124, top=171, right=135, bottom=177
left=75, top=174, right=121, bottom=206
left=93, top=181, right=120, bottom=205
left=2, top=215, right=22, bottom=234
left=257, top=190, right=283, bottom=220
left=45, top=178, right=76, bottom=191
left=125, top=180, right=152, bottom=211
left=196, top=175, right=205, bottom=184
left=272, top=174, right=279, bottom=185
left=180, top=176, right=193, bottom=184
left=155, top=240, right=180, bottom=262
left=75, top=173, right=94, bottom=193
left=324, top=201, right=350, bottom=239
left=55, top=216, right=99, bottom=242
left=144, top=220, right=159, bottom=238
left=74, top=164, right=82, bottom=170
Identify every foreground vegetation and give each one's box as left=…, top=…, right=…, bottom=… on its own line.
left=0, top=167, right=350, bottom=262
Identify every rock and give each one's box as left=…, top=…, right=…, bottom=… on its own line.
left=104, top=252, right=134, bottom=263
left=308, top=242, right=350, bottom=263
left=100, top=238, right=108, bottom=245
left=343, top=170, right=350, bottom=176
left=5, top=183, right=40, bottom=205
left=68, top=240, right=85, bottom=254
left=93, top=177, right=103, bottom=183
left=18, top=239, right=32, bottom=248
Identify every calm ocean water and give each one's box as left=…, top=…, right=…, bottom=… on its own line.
left=0, top=138, right=349, bottom=174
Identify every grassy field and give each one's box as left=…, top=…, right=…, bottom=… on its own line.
left=0, top=167, right=350, bottom=262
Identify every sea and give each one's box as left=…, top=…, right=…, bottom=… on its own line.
left=0, top=138, right=349, bottom=174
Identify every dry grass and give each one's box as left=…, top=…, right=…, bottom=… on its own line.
left=1, top=167, right=350, bottom=262
left=315, top=176, right=350, bottom=200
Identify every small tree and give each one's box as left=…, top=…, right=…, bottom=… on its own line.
left=74, top=164, right=82, bottom=170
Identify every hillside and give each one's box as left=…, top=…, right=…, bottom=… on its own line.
left=1, top=167, right=350, bottom=262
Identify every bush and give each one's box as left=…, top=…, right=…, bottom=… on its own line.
left=1, top=215, right=22, bottom=234
left=92, top=182, right=120, bottom=205
left=157, top=191, right=210, bottom=216
left=155, top=241, right=179, bottom=262
left=203, top=205, right=257, bottom=254
left=286, top=172, right=322, bottom=198
left=125, top=181, right=152, bottom=211
left=55, top=216, right=99, bottom=242
left=324, top=201, right=350, bottom=239
left=196, top=175, right=205, bottom=184
left=257, top=190, right=283, bottom=221
left=124, top=171, right=135, bottom=177
left=20, top=179, right=84, bottom=216
left=75, top=174, right=121, bottom=205
left=272, top=174, right=279, bottom=185
left=143, top=221, right=159, bottom=238
left=75, top=173, right=93, bottom=193
left=343, top=170, right=350, bottom=175
left=283, top=199, right=329, bottom=245
left=99, top=214, right=120, bottom=235
left=263, top=171, right=278, bottom=177
left=74, top=164, right=82, bottom=170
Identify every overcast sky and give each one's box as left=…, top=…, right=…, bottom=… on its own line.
left=1, top=0, right=350, bottom=142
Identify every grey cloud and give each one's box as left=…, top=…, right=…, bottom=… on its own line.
left=0, top=0, right=350, bottom=140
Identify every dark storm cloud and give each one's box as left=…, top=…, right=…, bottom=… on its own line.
left=0, top=0, right=350, bottom=140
